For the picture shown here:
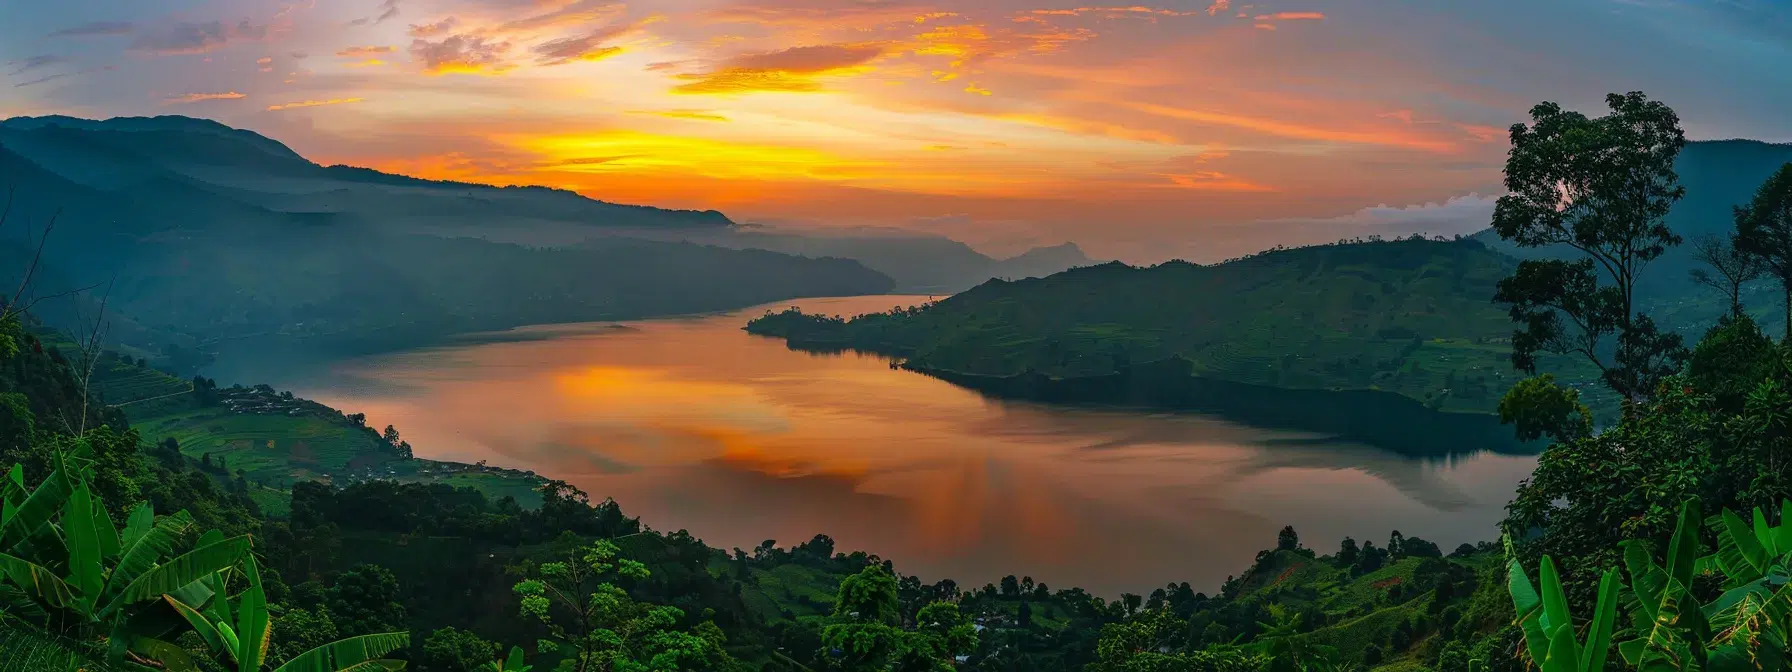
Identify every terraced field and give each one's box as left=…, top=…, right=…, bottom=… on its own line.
left=129, top=408, right=396, bottom=485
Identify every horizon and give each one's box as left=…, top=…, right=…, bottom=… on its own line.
left=4, top=0, right=1791, bottom=262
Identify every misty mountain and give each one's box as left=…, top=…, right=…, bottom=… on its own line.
left=719, top=231, right=1098, bottom=293
left=0, top=115, right=893, bottom=370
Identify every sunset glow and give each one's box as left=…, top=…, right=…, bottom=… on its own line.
left=4, top=0, right=1790, bottom=260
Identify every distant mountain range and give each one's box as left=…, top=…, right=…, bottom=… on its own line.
left=716, top=231, right=1098, bottom=293
left=0, top=115, right=902, bottom=370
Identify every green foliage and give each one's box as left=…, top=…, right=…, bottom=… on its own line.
left=1733, top=163, right=1792, bottom=336
left=818, top=565, right=979, bottom=672
left=1491, top=91, right=1689, bottom=402
left=1686, top=314, right=1778, bottom=410
left=1496, top=375, right=1592, bottom=443
left=325, top=563, right=407, bottom=637
left=509, top=538, right=737, bottom=672
left=420, top=626, right=501, bottom=671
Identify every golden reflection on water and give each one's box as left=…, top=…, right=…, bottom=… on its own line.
left=299, top=295, right=1539, bottom=596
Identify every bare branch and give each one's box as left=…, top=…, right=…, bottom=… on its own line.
left=76, top=275, right=114, bottom=436
left=3, top=209, right=58, bottom=324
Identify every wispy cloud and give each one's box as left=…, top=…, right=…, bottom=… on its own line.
left=530, top=16, right=659, bottom=66
left=337, top=45, right=395, bottom=58
left=629, top=109, right=730, bottom=122
left=673, top=43, right=887, bottom=95
left=1256, top=12, right=1326, bottom=20
left=411, top=34, right=513, bottom=74
left=350, top=0, right=401, bottom=26
left=165, top=91, right=247, bottom=104
left=266, top=97, right=365, bottom=111
left=48, top=21, right=133, bottom=37
left=130, top=20, right=269, bottom=55
left=408, top=18, right=457, bottom=37
left=12, top=66, right=112, bottom=88
left=7, top=55, right=66, bottom=76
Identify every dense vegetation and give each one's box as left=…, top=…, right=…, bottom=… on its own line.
left=9, top=91, right=1792, bottom=672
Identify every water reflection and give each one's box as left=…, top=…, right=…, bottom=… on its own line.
left=283, top=295, right=1537, bottom=596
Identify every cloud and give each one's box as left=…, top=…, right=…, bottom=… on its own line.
left=964, top=82, right=991, bottom=95
left=1123, top=102, right=1462, bottom=153
left=266, top=97, right=366, bottom=111
left=7, top=55, right=66, bottom=76
left=1261, top=193, right=1497, bottom=238
left=1027, top=7, right=1202, bottom=18
left=408, top=18, right=458, bottom=37
left=488, top=0, right=624, bottom=35
left=291, top=50, right=310, bottom=59
left=12, top=66, right=112, bottom=88
left=48, top=21, right=134, bottom=37
left=531, top=17, right=657, bottom=66
left=630, top=109, right=730, bottom=122
left=411, top=35, right=513, bottom=74
left=130, top=20, right=269, bottom=55
left=672, top=43, right=886, bottom=95
left=165, top=91, right=248, bottom=104
left=1255, top=12, right=1326, bottom=20
left=350, top=0, right=401, bottom=25
left=337, top=45, right=396, bottom=58
left=258, top=56, right=274, bottom=72
left=1207, top=0, right=1230, bottom=16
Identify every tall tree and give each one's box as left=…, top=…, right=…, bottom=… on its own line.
left=1689, top=233, right=1764, bottom=318
left=1733, top=163, right=1792, bottom=337
left=1491, top=92, right=1689, bottom=402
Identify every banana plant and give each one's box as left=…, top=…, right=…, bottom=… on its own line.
left=0, top=450, right=250, bottom=635
left=1507, top=552, right=1621, bottom=672
left=1616, top=498, right=1710, bottom=670
left=1707, top=500, right=1792, bottom=587
left=0, top=452, right=408, bottom=671
left=482, top=646, right=532, bottom=672
left=162, top=549, right=409, bottom=672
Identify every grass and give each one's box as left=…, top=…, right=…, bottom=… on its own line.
left=398, top=470, right=545, bottom=508
left=129, top=407, right=395, bottom=486
left=738, top=563, right=844, bottom=621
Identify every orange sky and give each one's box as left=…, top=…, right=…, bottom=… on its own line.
left=6, top=0, right=1792, bottom=261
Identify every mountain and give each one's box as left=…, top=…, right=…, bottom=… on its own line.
left=0, top=115, right=734, bottom=229
left=748, top=237, right=1606, bottom=417
left=0, top=115, right=893, bottom=370
left=717, top=230, right=1098, bottom=293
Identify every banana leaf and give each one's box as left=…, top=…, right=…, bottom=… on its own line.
left=64, top=482, right=102, bottom=613
left=236, top=553, right=270, bottom=672
left=103, top=510, right=193, bottom=605
left=271, top=632, right=410, bottom=672
left=0, top=551, right=76, bottom=611
left=104, top=535, right=250, bottom=614
left=0, top=456, right=73, bottom=548
left=129, top=635, right=203, bottom=672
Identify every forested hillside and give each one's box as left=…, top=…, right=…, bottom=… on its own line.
left=749, top=237, right=1605, bottom=415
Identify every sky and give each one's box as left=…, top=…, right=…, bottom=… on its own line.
left=2, top=0, right=1791, bottom=262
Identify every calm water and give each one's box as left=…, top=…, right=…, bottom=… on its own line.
left=280, top=295, right=1536, bottom=596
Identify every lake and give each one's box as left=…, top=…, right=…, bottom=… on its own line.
left=275, top=295, right=1537, bottom=597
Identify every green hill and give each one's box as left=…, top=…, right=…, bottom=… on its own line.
left=749, top=237, right=1607, bottom=416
